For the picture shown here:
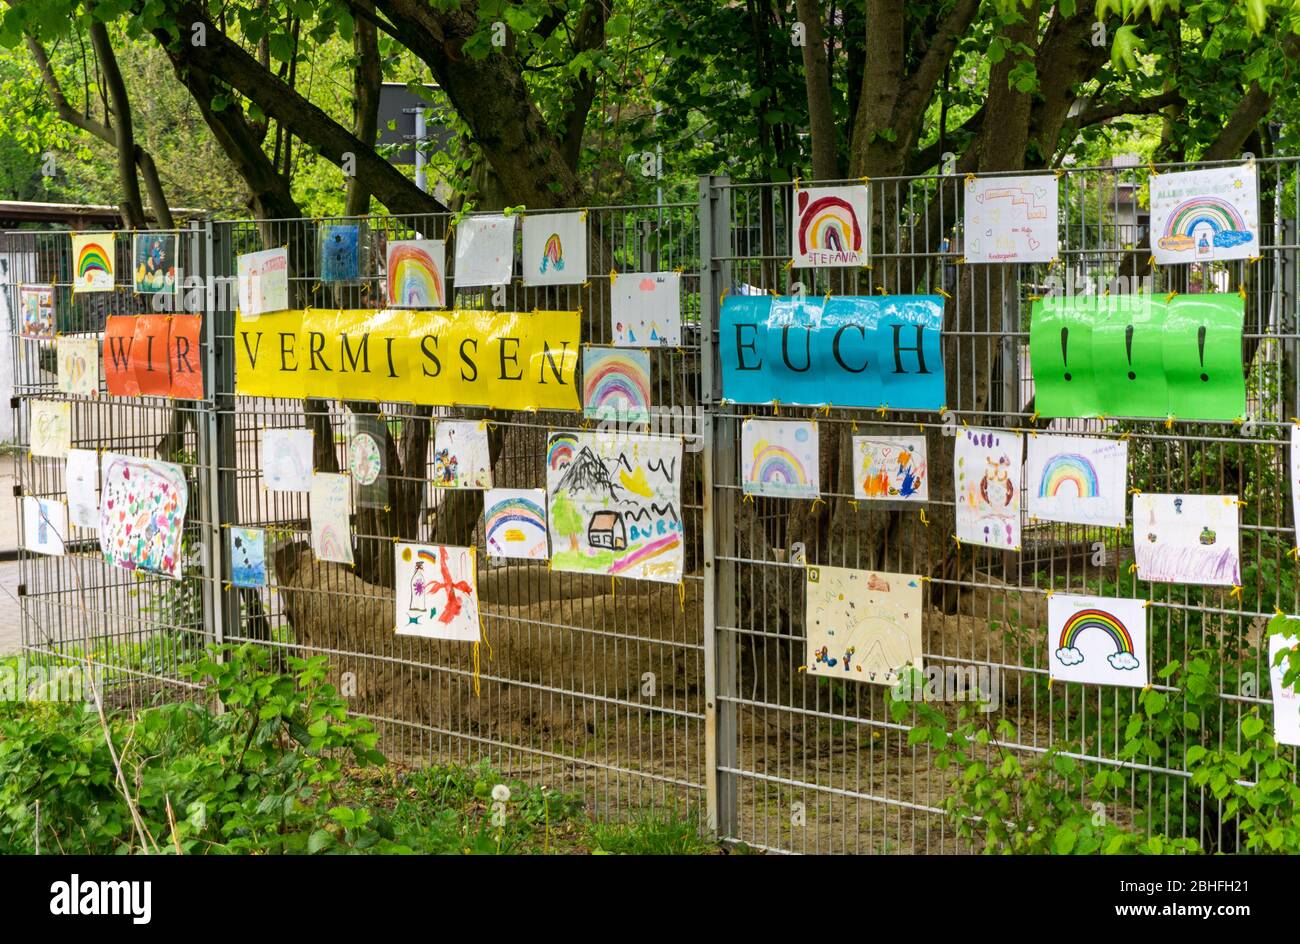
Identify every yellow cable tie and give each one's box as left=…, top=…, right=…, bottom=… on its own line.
left=859, top=176, right=869, bottom=187
left=1147, top=163, right=1159, bottom=177
left=609, top=269, right=617, bottom=285
left=1164, top=415, right=1175, bottom=430
left=1028, top=294, right=1043, bottom=303
left=1054, top=167, right=1066, bottom=179
left=876, top=404, right=888, bottom=417
left=1128, top=487, right=1142, bottom=495
left=937, top=288, right=951, bottom=300
left=1128, top=562, right=1138, bottom=574
left=784, top=260, right=794, bottom=270
left=743, top=492, right=755, bottom=504
left=1229, top=585, right=1243, bottom=601
left=1119, top=430, right=1132, bottom=441
left=678, top=581, right=686, bottom=612
left=818, top=404, right=831, bottom=416
left=1277, top=606, right=1287, bottom=618
left=1142, top=600, right=1153, bottom=608
left=847, top=499, right=859, bottom=511
left=1234, top=498, right=1247, bottom=507
left=1165, top=291, right=1178, bottom=304
left=1250, top=255, right=1262, bottom=265
left=1148, top=256, right=1155, bottom=270
left=877, top=285, right=889, bottom=295
left=1030, top=410, right=1039, bottom=423
left=773, top=400, right=781, bottom=415
left=811, top=497, right=825, bottom=510
left=1289, top=546, right=1300, bottom=561
left=952, top=533, right=961, bottom=548
left=1238, top=285, right=1247, bottom=300
left=793, top=176, right=800, bottom=192
left=919, top=509, right=930, bottom=527
left=964, top=173, right=977, bottom=185
left=1044, top=589, right=1054, bottom=599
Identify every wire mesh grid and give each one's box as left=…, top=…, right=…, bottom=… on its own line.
left=703, top=160, right=1298, bottom=853
left=5, top=160, right=1296, bottom=851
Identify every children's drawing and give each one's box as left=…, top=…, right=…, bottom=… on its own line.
left=483, top=488, right=549, bottom=560
left=1293, top=426, right=1300, bottom=551
left=582, top=347, right=652, bottom=421
left=1025, top=434, right=1127, bottom=528
left=611, top=271, right=682, bottom=346
left=962, top=174, right=1058, bottom=263
left=386, top=238, right=445, bottom=308
left=1133, top=493, right=1240, bottom=587
left=1048, top=593, right=1147, bottom=687
left=71, top=233, right=114, bottom=293
left=319, top=224, right=360, bottom=282
left=955, top=428, right=1023, bottom=550
left=1150, top=163, right=1259, bottom=264
left=805, top=565, right=922, bottom=685
left=852, top=435, right=928, bottom=501
left=262, top=428, right=314, bottom=491
left=30, top=400, right=71, bottom=458
left=310, top=472, right=353, bottom=565
left=231, top=527, right=268, bottom=588
left=57, top=337, right=99, bottom=396
left=741, top=418, right=819, bottom=500
left=452, top=214, right=515, bottom=288
left=236, top=248, right=289, bottom=317
left=791, top=185, right=870, bottom=267
left=1269, top=625, right=1300, bottom=747
left=433, top=420, right=492, bottom=489
left=133, top=232, right=177, bottom=294
left=66, top=448, right=99, bottom=530
left=522, top=212, right=586, bottom=286
left=19, top=284, right=55, bottom=339
left=348, top=414, right=388, bottom=508
left=21, top=497, right=67, bottom=557
left=99, top=453, right=188, bottom=579
left=395, top=543, right=481, bottom=641
left=546, top=431, right=684, bottom=584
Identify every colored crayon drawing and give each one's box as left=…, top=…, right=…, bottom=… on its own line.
left=582, top=347, right=652, bottom=421
left=853, top=436, right=928, bottom=501
left=805, top=565, right=922, bottom=686
left=99, top=454, right=188, bottom=579
left=741, top=419, right=819, bottom=500
left=483, top=488, right=549, bottom=560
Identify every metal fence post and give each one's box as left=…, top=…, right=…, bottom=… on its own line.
left=699, top=174, right=738, bottom=837
left=201, top=220, right=236, bottom=648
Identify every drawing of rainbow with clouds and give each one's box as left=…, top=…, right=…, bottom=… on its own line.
left=1036, top=452, right=1099, bottom=498
left=387, top=240, right=444, bottom=307
left=583, top=348, right=651, bottom=421
left=484, top=491, right=549, bottom=559
left=75, top=239, right=113, bottom=291
left=540, top=233, right=565, bottom=273
left=1054, top=608, right=1141, bottom=671
left=1158, top=196, right=1253, bottom=256
left=795, top=189, right=863, bottom=261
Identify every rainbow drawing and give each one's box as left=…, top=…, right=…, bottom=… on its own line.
left=582, top=348, right=651, bottom=420
left=1037, top=452, right=1100, bottom=499
left=72, top=234, right=114, bottom=293
left=1158, top=196, right=1252, bottom=252
left=750, top=441, right=807, bottom=486
left=610, top=532, right=681, bottom=575
left=386, top=239, right=444, bottom=307
left=1058, top=608, right=1134, bottom=654
left=485, top=492, right=548, bottom=558
left=547, top=433, right=578, bottom=470
left=796, top=189, right=863, bottom=257
left=540, top=233, right=564, bottom=273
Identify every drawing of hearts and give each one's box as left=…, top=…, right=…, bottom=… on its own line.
left=1036, top=187, right=1046, bottom=198
left=985, top=229, right=993, bottom=237
left=639, top=278, right=655, bottom=292
left=1028, top=237, right=1041, bottom=250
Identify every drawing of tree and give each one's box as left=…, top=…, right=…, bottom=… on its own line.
left=550, top=493, right=584, bottom=551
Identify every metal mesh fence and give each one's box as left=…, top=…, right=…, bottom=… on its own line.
left=4, top=159, right=1296, bottom=853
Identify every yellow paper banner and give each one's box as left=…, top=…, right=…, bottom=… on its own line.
left=235, top=309, right=581, bottom=410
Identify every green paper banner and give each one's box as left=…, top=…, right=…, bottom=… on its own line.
left=1029, top=293, right=1245, bottom=421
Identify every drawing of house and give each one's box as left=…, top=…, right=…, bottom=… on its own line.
left=587, top=511, right=627, bottom=550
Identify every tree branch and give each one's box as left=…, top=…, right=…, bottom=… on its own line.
left=1074, top=89, right=1185, bottom=127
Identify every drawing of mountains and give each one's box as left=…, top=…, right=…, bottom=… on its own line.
left=623, top=502, right=681, bottom=525
left=553, top=446, right=617, bottom=497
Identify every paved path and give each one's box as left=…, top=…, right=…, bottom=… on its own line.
left=0, top=559, right=20, bottom=655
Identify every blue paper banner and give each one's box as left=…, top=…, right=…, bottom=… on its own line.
left=719, top=295, right=945, bottom=409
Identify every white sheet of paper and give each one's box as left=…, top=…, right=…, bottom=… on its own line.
left=66, top=448, right=99, bottom=530
left=805, top=565, right=923, bottom=685
left=852, top=435, right=928, bottom=501
left=1270, top=627, right=1300, bottom=747
left=1292, top=426, right=1300, bottom=551
left=1025, top=434, right=1127, bottom=528
left=483, top=488, right=549, bottom=560
left=236, top=247, right=289, bottom=317
left=452, top=214, right=515, bottom=288
left=522, top=212, right=587, bottom=286
left=22, top=496, right=66, bottom=556
left=611, top=271, right=682, bottom=346
left=310, top=472, right=353, bottom=564
left=394, top=542, right=480, bottom=641
left=432, top=420, right=492, bottom=489
left=1149, top=163, right=1259, bottom=264
left=962, top=173, right=1059, bottom=263
left=741, top=418, right=819, bottom=499
left=1048, top=593, right=1147, bottom=687
left=1133, top=493, right=1240, bottom=586
left=263, top=428, right=314, bottom=491
left=955, top=428, right=1023, bottom=550
left=30, top=400, right=71, bottom=458
left=791, top=185, right=870, bottom=267
left=57, top=337, right=100, bottom=396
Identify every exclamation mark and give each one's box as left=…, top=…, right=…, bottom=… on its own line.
left=1125, top=325, right=1135, bottom=380
left=1197, top=325, right=1208, bottom=382
left=1061, top=327, right=1071, bottom=381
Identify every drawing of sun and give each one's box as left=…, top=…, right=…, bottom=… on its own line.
left=402, top=547, right=413, bottom=562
